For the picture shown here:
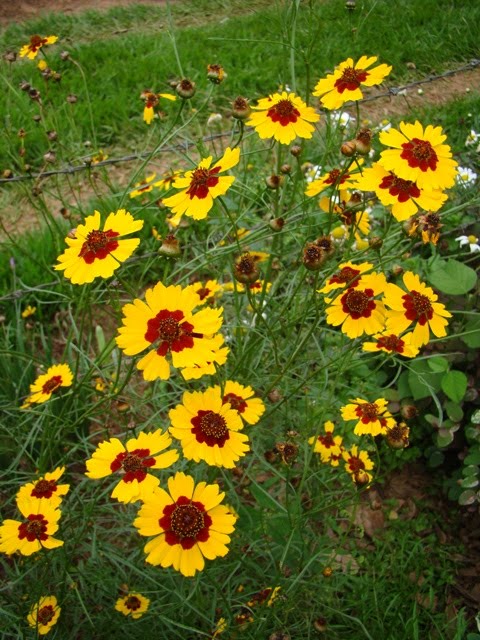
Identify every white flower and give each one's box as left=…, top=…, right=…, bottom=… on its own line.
left=206, top=113, right=222, bottom=127
left=377, top=119, right=391, bottom=132
left=465, top=129, right=479, bottom=147
left=330, top=111, right=354, bottom=128
left=304, top=164, right=322, bottom=183
left=456, top=166, right=477, bottom=187
left=455, top=235, right=480, bottom=253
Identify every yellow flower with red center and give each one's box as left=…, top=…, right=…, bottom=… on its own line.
left=246, top=91, right=319, bottom=145
left=247, top=586, right=282, bottom=607
left=212, top=380, right=265, bottom=426
left=341, top=397, right=395, bottom=436
left=319, top=190, right=371, bottom=238
left=17, top=467, right=70, bottom=509
left=116, top=282, right=225, bottom=381
left=155, top=170, right=182, bottom=191
left=235, top=280, right=272, bottom=295
left=129, top=173, right=158, bottom=198
left=162, top=147, right=240, bottom=226
left=169, top=387, right=249, bottom=468
left=134, top=471, right=236, bottom=577
left=325, top=272, right=387, bottom=339
left=0, top=498, right=63, bottom=556
left=305, top=162, right=363, bottom=198
left=378, top=121, right=458, bottom=190
left=318, top=261, right=373, bottom=296
left=308, top=421, right=343, bottom=464
left=180, top=334, right=229, bottom=381
left=342, top=445, right=374, bottom=485
left=383, top=271, right=451, bottom=348
left=21, top=363, right=73, bottom=409
left=85, top=429, right=178, bottom=504
left=313, top=56, right=392, bottom=110
left=115, top=592, right=150, bottom=619
left=362, top=330, right=419, bottom=358
left=27, top=596, right=61, bottom=635
left=55, top=210, right=143, bottom=284
left=184, top=279, right=223, bottom=305
left=409, top=213, right=443, bottom=246
left=140, top=90, right=176, bottom=124
left=20, top=35, right=58, bottom=60
left=353, top=162, right=448, bottom=222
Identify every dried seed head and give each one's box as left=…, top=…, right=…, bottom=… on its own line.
left=269, top=217, right=285, bottom=232
left=268, top=388, right=283, bottom=403
left=315, top=235, right=335, bottom=258
left=60, top=50, right=70, bottom=61
left=386, top=422, right=410, bottom=449
left=47, top=130, right=58, bottom=141
left=176, top=78, right=196, bottom=99
left=43, top=151, right=56, bottom=164
left=33, top=115, right=41, bottom=123
left=28, top=88, right=41, bottom=101
left=207, top=63, right=226, bottom=84
left=265, top=174, right=283, bottom=189
left=234, top=253, right=260, bottom=284
left=66, top=94, right=78, bottom=104
left=2, top=169, right=13, bottom=179
left=20, top=80, right=31, bottom=92
left=158, top=234, right=181, bottom=257
left=4, top=51, right=17, bottom=63
left=275, top=442, right=298, bottom=465
left=354, top=128, right=373, bottom=155
left=314, top=617, right=328, bottom=632
left=17, top=128, right=26, bottom=139
left=401, top=404, right=418, bottom=420
left=232, top=96, right=251, bottom=120
left=303, top=242, right=326, bottom=271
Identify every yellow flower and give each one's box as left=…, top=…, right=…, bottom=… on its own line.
left=325, top=272, right=387, bottom=339
left=129, top=173, right=158, bottom=198
left=91, top=150, right=108, bottom=164
left=318, top=261, right=373, bottom=296
left=378, top=121, right=458, bottom=190
left=184, top=279, right=223, bottom=305
left=305, top=162, right=363, bottom=198
left=55, top=209, right=143, bottom=284
left=115, top=593, right=150, bottom=619
left=213, top=380, right=265, bottom=426
left=27, top=596, right=61, bottom=635
left=342, top=445, right=374, bottom=485
left=116, top=282, right=225, bottom=382
left=180, top=334, right=229, bottom=381
left=0, top=498, right=63, bottom=556
left=246, top=91, right=320, bottom=145
left=362, top=331, right=419, bottom=358
left=318, top=190, right=371, bottom=239
left=353, top=162, right=448, bottom=222
left=212, top=617, right=227, bottom=638
left=17, top=467, right=70, bottom=509
left=162, top=147, right=240, bottom=226
left=313, top=56, right=392, bottom=110
left=85, top=430, right=178, bottom=504
left=154, top=170, right=182, bottom=191
left=308, top=421, right=343, bottom=464
left=21, top=363, right=73, bottom=408
left=19, top=35, right=58, bottom=60
left=134, top=471, right=236, bottom=577
left=235, top=280, right=272, bottom=295
left=341, top=397, right=395, bottom=436
left=383, top=271, right=452, bottom=348
left=21, top=305, right=37, bottom=318
left=141, top=91, right=177, bottom=124
left=169, top=387, right=249, bottom=469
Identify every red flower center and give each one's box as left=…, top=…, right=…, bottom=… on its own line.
left=348, top=455, right=365, bottom=473
left=379, top=172, right=421, bottom=202
left=222, top=392, right=247, bottom=414
left=37, top=605, right=55, bottom=626
left=318, top=432, right=335, bottom=448
left=329, top=266, right=361, bottom=288
left=144, top=93, right=158, bottom=108
left=186, top=166, right=221, bottom=199
left=325, top=168, right=350, bottom=185
left=110, top=449, right=155, bottom=483
left=41, top=375, right=62, bottom=395
left=160, top=496, right=212, bottom=549
left=400, top=138, right=438, bottom=172
left=334, top=67, right=369, bottom=93
left=341, top=288, right=376, bottom=319
left=355, top=402, right=379, bottom=424
left=29, top=35, right=48, bottom=52
left=125, top=596, right=141, bottom=611
left=145, top=309, right=203, bottom=356
left=79, top=229, right=119, bottom=264
left=196, top=286, right=211, bottom=301
left=31, top=478, right=58, bottom=499
left=191, top=410, right=229, bottom=447
left=267, top=99, right=300, bottom=126
left=376, top=334, right=405, bottom=353
left=402, top=290, right=433, bottom=325
left=18, top=514, right=48, bottom=542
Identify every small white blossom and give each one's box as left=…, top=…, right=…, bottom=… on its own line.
left=456, top=166, right=477, bottom=187
left=465, top=129, right=480, bottom=147
left=206, top=113, right=222, bottom=127
left=455, top=235, right=480, bottom=253
left=304, top=164, right=322, bottom=183
left=330, top=111, right=354, bottom=129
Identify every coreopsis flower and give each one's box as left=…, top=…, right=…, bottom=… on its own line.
left=85, top=429, right=178, bottom=503
left=155, top=169, right=182, bottom=191
left=325, top=272, right=387, bottom=339
left=211, top=380, right=265, bottom=426
left=318, top=190, right=371, bottom=238
left=212, top=617, right=228, bottom=638
left=235, top=280, right=272, bottom=295
left=181, top=334, right=229, bottom=381
left=408, top=212, right=443, bottom=245
left=91, top=149, right=108, bottom=164
left=0, top=498, right=63, bottom=556
left=378, top=121, right=458, bottom=190
left=21, top=304, right=37, bottom=318
left=162, top=147, right=240, bottom=225
left=133, top=471, right=236, bottom=577
left=305, top=162, right=363, bottom=198
left=353, top=163, right=448, bottom=222
left=318, top=261, right=373, bottom=296
left=115, top=282, right=225, bottom=381
left=313, top=56, right=392, bottom=110
left=455, top=234, right=480, bottom=253
left=20, top=35, right=58, bottom=60
left=247, top=586, right=281, bottom=607
left=184, top=279, right=223, bottom=305
left=383, top=271, right=451, bottom=348
left=169, top=387, right=249, bottom=468
left=246, top=91, right=319, bottom=145
left=456, top=166, right=477, bottom=187
left=129, top=173, right=158, bottom=198
left=17, top=467, right=70, bottom=509
left=342, top=445, right=374, bottom=485
left=27, top=596, right=61, bottom=635
left=308, top=421, right=343, bottom=464
left=21, top=363, right=73, bottom=409
left=342, top=397, right=395, bottom=436
left=140, top=90, right=176, bottom=124
left=385, top=422, right=410, bottom=449
left=362, top=331, right=419, bottom=358
left=54, top=209, right=143, bottom=284
left=115, top=593, right=150, bottom=619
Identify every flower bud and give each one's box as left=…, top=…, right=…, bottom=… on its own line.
left=4, top=51, right=17, bottom=63
left=275, top=442, right=298, bottom=465
left=368, top=236, right=383, bottom=250
left=232, top=96, right=251, bottom=120
left=322, top=567, right=333, bottom=578
left=354, top=470, right=370, bottom=486
left=20, top=80, right=31, bottom=92
left=66, top=94, right=78, bottom=104
left=269, top=217, right=285, bottom=232
left=392, top=264, right=404, bottom=277
left=268, top=388, right=283, bottom=403
left=47, top=130, right=58, bottom=141
left=280, top=163, right=291, bottom=175
left=354, top=128, right=373, bottom=155
left=207, top=63, right=226, bottom=84
left=401, top=404, right=418, bottom=420
left=289, top=144, right=302, bottom=157
left=341, top=140, right=356, bottom=157
left=303, top=242, right=326, bottom=271
left=265, top=174, right=283, bottom=189
left=2, top=169, right=13, bottom=179
left=33, top=115, right=41, bottom=123
left=386, top=422, right=410, bottom=449
left=60, top=50, right=70, bottom=61
left=314, top=617, right=328, bottom=632
left=234, top=253, right=260, bottom=284
left=176, top=78, right=196, bottom=99
left=43, top=151, right=56, bottom=164
left=158, top=234, right=181, bottom=257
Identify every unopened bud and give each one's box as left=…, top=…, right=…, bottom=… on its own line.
left=392, top=264, right=404, bottom=277
left=232, top=96, right=251, bottom=120
left=2, top=170, right=13, bottom=179
left=369, top=236, right=383, bottom=250
left=341, top=140, right=357, bottom=157
left=66, top=94, right=78, bottom=104
left=345, top=0, right=356, bottom=9
left=401, top=404, right=418, bottom=420
left=60, top=50, right=70, bottom=61
left=289, top=144, right=302, bottom=158
left=322, top=567, right=333, bottom=578
left=280, top=163, right=291, bottom=175
left=234, top=253, right=260, bottom=284
left=33, top=115, right=42, bottom=123
left=47, top=130, right=58, bottom=141
left=18, top=128, right=26, bottom=139
left=158, top=234, right=181, bottom=257
left=354, top=470, right=370, bottom=486
left=265, top=174, right=283, bottom=189
left=20, top=80, right=31, bottom=92
left=268, top=388, right=283, bottom=403
left=269, top=217, right=285, bottom=232
left=207, top=63, right=226, bottom=84
left=176, top=78, right=196, bottom=99
left=28, top=88, right=41, bottom=101
left=4, top=51, right=16, bottom=63
left=303, top=242, right=326, bottom=271
left=43, top=151, right=56, bottom=164
left=354, top=128, right=373, bottom=154
left=314, top=617, right=328, bottom=632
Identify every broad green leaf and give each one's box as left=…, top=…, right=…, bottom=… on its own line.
left=458, top=489, right=478, bottom=505
left=464, top=449, right=480, bottom=466
left=407, top=360, right=442, bottom=400
left=461, top=316, right=480, bottom=348
left=441, top=370, right=467, bottom=403
left=428, top=258, right=477, bottom=295
left=445, top=401, right=463, bottom=422
left=427, top=356, right=449, bottom=372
